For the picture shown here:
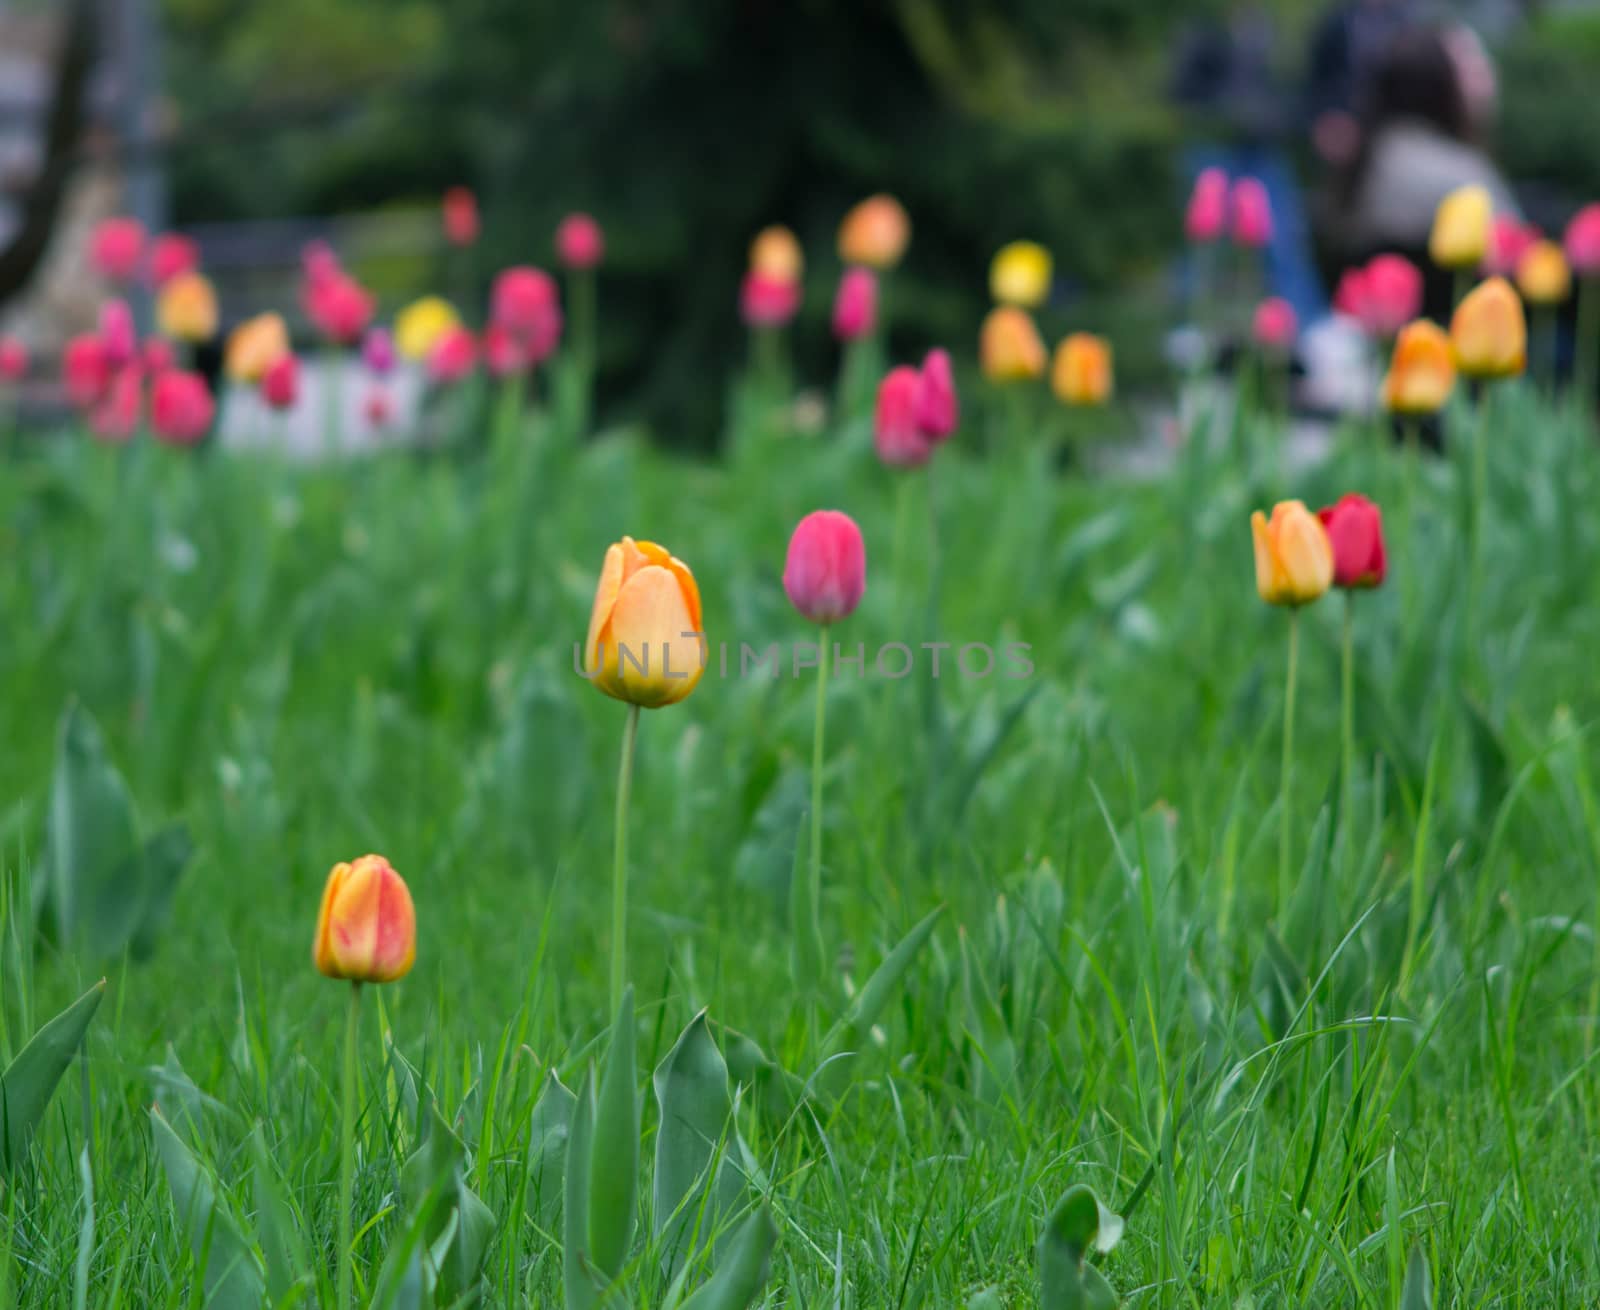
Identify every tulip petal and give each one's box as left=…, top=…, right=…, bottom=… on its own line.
left=585, top=545, right=626, bottom=673
left=605, top=565, right=704, bottom=706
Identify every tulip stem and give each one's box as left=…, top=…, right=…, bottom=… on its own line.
left=610, top=703, right=641, bottom=1018
left=1341, top=591, right=1356, bottom=860
left=1278, top=609, right=1301, bottom=921
left=1468, top=386, right=1492, bottom=642
left=806, top=630, right=830, bottom=979
left=337, top=981, right=361, bottom=1310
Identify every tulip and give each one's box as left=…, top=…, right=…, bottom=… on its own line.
left=361, top=327, right=396, bottom=376
left=980, top=306, right=1046, bottom=383
left=156, top=272, right=219, bottom=344
left=1450, top=276, right=1525, bottom=379
left=483, top=323, right=527, bottom=379
left=831, top=267, right=878, bottom=342
left=1317, top=494, right=1385, bottom=589
left=225, top=312, right=291, bottom=384
left=915, top=347, right=958, bottom=442
left=143, top=338, right=175, bottom=374
left=1563, top=204, right=1600, bottom=277
left=150, top=370, right=215, bottom=446
left=426, top=326, right=478, bottom=385
left=442, top=186, right=480, bottom=247
left=1382, top=319, right=1455, bottom=415
left=99, top=300, right=137, bottom=369
left=1252, top=298, right=1297, bottom=354
left=837, top=194, right=911, bottom=270
left=63, top=334, right=111, bottom=408
left=0, top=335, right=27, bottom=383
left=395, top=296, right=461, bottom=361
left=1050, top=333, right=1113, bottom=406
left=1482, top=214, right=1536, bottom=279
left=301, top=239, right=342, bottom=292
left=260, top=354, right=300, bottom=411
left=364, top=386, right=393, bottom=429
left=1334, top=254, right=1422, bottom=338
left=308, top=274, right=376, bottom=346
left=491, top=266, right=560, bottom=335
left=1185, top=168, right=1228, bottom=243
left=740, top=270, right=801, bottom=329
left=1516, top=239, right=1570, bottom=306
left=1251, top=500, right=1334, bottom=608
left=874, top=365, right=930, bottom=467
left=555, top=212, right=605, bottom=270
left=89, top=217, right=145, bottom=283
left=1230, top=177, right=1273, bottom=248
left=583, top=537, right=706, bottom=710
left=1429, top=184, right=1491, bottom=270
left=89, top=368, right=143, bottom=442
left=1566, top=204, right=1600, bottom=402
left=784, top=510, right=866, bottom=626
left=148, top=234, right=200, bottom=288
left=750, top=226, right=804, bottom=282
left=989, top=241, right=1052, bottom=309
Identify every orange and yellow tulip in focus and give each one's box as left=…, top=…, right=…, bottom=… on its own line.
left=224, top=312, right=290, bottom=384
left=838, top=194, right=910, bottom=270
left=979, top=306, right=1046, bottom=383
left=313, top=854, right=416, bottom=983
left=1251, top=501, right=1334, bottom=608
left=395, top=296, right=463, bottom=361
left=1428, top=184, right=1491, bottom=270
left=1381, top=320, right=1455, bottom=414
left=584, top=537, right=706, bottom=708
left=989, top=241, right=1052, bottom=309
left=155, top=272, right=218, bottom=344
left=1515, top=240, right=1570, bottom=306
left=1450, top=276, right=1525, bottom=379
left=750, top=226, right=804, bottom=283
left=1050, top=332, right=1113, bottom=406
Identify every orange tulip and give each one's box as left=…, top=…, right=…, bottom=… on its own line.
left=1428, top=185, right=1491, bottom=270
left=837, top=194, right=910, bottom=270
left=750, top=225, right=804, bottom=283
left=1050, top=333, right=1113, bottom=406
left=1251, top=501, right=1334, bottom=607
left=1450, top=276, right=1525, bottom=379
left=1515, top=239, right=1570, bottom=306
left=979, top=306, right=1046, bottom=383
left=224, top=312, right=290, bottom=384
left=584, top=537, right=706, bottom=708
left=313, top=855, right=416, bottom=983
left=1382, top=319, right=1455, bottom=414
left=155, top=272, right=218, bottom=344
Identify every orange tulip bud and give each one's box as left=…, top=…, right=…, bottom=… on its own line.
left=1251, top=500, right=1334, bottom=607
left=1050, top=332, right=1113, bottom=406
left=584, top=537, right=705, bottom=708
left=1450, top=276, right=1525, bottom=379
left=1381, top=319, right=1455, bottom=414
left=750, top=226, right=804, bottom=283
left=224, top=312, right=290, bottom=384
left=1428, top=185, right=1491, bottom=270
left=313, top=855, right=416, bottom=983
left=155, top=272, right=218, bottom=344
left=979, top=306, right=1046, bottom=384
left=837, top=194, right=910, bottom=271
left=1515, top=239, right=1570, bottom=306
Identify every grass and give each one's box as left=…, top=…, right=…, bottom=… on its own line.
left=3, top=371, right=1600, bottom=1306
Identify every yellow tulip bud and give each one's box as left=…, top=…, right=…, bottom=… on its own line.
left=155, top=272, right=218, bottom=344
left=1428, top=185, right=1491, bottom=270
left=313, top=854, right=416, bottom=984
left=584, top=537, right=706, bottom=708
left=1450, top=276, right=1525, bottom=379
left=223, top=312, right=290, bottom=384
left=749, top=226, right=804, bottom=283
left=1515, top=239, right=1570, bottom=306
left=979, top=306, right=1046, bottom=384
left=1251, top=500, right=1334, bottom=607
left=989, top=241, right=1052, bottom=309
left=1050, top=332, right=1113, bottom=406
left=1381, top=319, right=1455, bottom=415
left=837, top=194, right=910, bottom=271
left=395, top=296, right=462, bottom=361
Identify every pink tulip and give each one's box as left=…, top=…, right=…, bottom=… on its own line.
left=874, top=365, right=930, bottom=467
left=491, top=266, right=560, bottom=334
left=483, top=324, right=527, bottom=379
left=1335, top=254, right=1422, bottom=338
left=0, top=335, right=27, bottom=382
left=148, top=233, right=200, bottom=288
left=99, top=299, right=137, bottom=369
left=364, top=386, right=393, bottom=428
left=89, top=368, right=143, bottom=441
left=740, top=270, right=801, bottom=328
left=831, top=267, right=878, bottom=342
left=1185, top=168, right=1228, bottom=243
left=426, top=326, right=478, bottom=384
left=63, top=334, right=112, bottom=408
left=307, top=274, right=376, bottom=345
left=1252, top=297, right=1298, bottom=352
left=301, top=240, right=342, bottom=293
left=1482, top=214, right=1537, bottom=278
left=362, top=327, right=397, bottom=376
left=784, top=510, right=867, bottom=625
left=555, top=212, right=605, bottom=270
left=89, top=217, right=146, bottom=283
left=442, top=187, right=480, bottom=247
left=915, top=347, right=958, bottom=442
left=260, top=354, right=300, bottom=411
left=150, top=369, right=215, bottom=445
left=142, top=338, right=175, bottom=374
left=1564, top=203, right=1600, bottom=277
left=1230, top=177, right=1273, bottom=248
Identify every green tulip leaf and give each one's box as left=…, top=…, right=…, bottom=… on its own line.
left=819, top=905, right=945, bottom=1088
left=1401, top=1245, right=1433, bottom=1310
left=525, top=1070, right=576, bottom=1231
left=1, top=979, right=106, bottom=1176
left=1039, top=1185, right=1123, bottom=1310
left=47, top=702, right=138, bottom=949
left=587, top=986, right=639, bottom=1283
left=248, top=1123, right=307, bottom=1307
left=674, top=1201, right=778, bottom=1310
left=563, top=1065, right=598, bottom=1310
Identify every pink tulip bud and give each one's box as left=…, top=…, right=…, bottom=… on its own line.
left=361, top=327, right=397, bottom=376
left=1185, top=168, right=1228, bottom=243
left=740, top=270, right=801, bottom=328
left=831, top=267, right=878, bottom=342
left=555, top=212, right=605, bottom=270
left=150, top=369, right=215, bottom=446
left=483, top=323, right=527, bottom=379
left=307, top=274, right=376, bottom=345
left=1334, top=255, right=1421, bottom=339
left=915, top=348, right=958, bottom=442
left=148, top=233, right=200, bottom=288
left=99, top=299, right=137, bottom=369
left=0, top=335, right=27, bottom=382
left=442, top=187, right=480, bottom=247
left=491, top=266, right=559, bottom=333
left=1482, top=214, right=1536, bottom=278
left=1230, top=177, right=1273, bottom=248
left=1564, top=203, right=1600, bottom=277
left=89, top=367, right=143, bottom=442
left=301, top=240, right=342, bottom=292
left=260, top=354, right=300, bottom=411
left=426, top=325, right=478, bottom=384
left=1252, top=297, right=1298, bottom=353
left=874, top=365, right=930, bottom=467
left=784, top=509, right=867, bottom=625
left=89, top=217, right=146, bottom=283
left=63, top=334, right=112, bottom=409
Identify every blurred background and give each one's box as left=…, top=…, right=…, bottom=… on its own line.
left=2, top=0, right=1598, bottom=441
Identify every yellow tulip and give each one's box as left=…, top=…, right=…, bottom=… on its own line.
left=1050, top=332, right=1113, bottom=406
left=395, top=296, right=462, bottom=361
left=1251, top=501, right=1334, bottom=607
left=749, top=225, right=804, bottom=283
left=837, top=194, right=911, bottom=270
left=1428, top=185, right=1492, bottom=269
left=979, top=306, right=1046, bottom=383
left=1450, top=276, right=1525, bottom=379
left=989, top=241, right=1052, bottom=308
left=584, top=537, right=705, bottom=708
left=313, top=854, right=416, bottom=983
left=1381, top=319, right=1455, bottom=414
left=155, top=272, right=218, bottom=344
left=1515, top=239, right=1570, bottom=306
left=223, top=312, right=290, bottom=384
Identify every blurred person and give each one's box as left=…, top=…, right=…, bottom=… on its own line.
left=1303, top=0, right=1420, bottom=171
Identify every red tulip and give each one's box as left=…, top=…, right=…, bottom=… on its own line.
left=442, top=187, right=480, bottom=248
left=0, top=335, right=27, bottom=382
left=1252, top=297, right=1298, bottom=352
left=426, top=326, right=478, bottom=384
left=1185, top=168, right=1228, bottom=243
left=63, top=334, right=112, bottom=409
left=1482, top=214, right=1537, bottom=279
left=89, top=368, right=143, bottom=442
left=142, top=338, right=175, bottom=374
left=260, top=354, right=300, bottom=411
left=874, top=365, right=930, bottom=467
left=148, top=233, right=200, bottom=288
left=301, top=240, right=342, bottom=293
left=483, top=323, right=527, bottom=379
left=150, top=369, right=215, bottom=446
left=1230, top=177, right=1273, bottom=248
left=1564, top=204, right=1600, bottom=277
left=89, top=217, right=146, bottom=283
left=784, top=510, right=867, bottom=625
left=99, top=299, right=137, bottom=369
left=915, top=347, right=958, bottom=442
left=555, top=212, right=605, bottom=270
left=307, top=274, right=376, bottom=345
left=739, top=270, right=801, bottom=328
left=1317, top=494, right=1386, bottom=589
left=831, top=267, right=878, bottom=342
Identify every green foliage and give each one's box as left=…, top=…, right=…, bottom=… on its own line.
left=0, top=982, right=104, bottom=1177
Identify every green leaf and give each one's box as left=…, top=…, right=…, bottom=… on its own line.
left=124, top=823, right=194, bottom=961
left=525, top=1070, right=576, bottom=1231
left=73, top=1146, right=93, bottom=1310
left=149, top=1108, right=267, bottom=1310
left=563, top=1066, right=598, bottom=1310
left=1038, top=1185, right=1122, bottom=1310
left=47, top=703, right=138, bottom=948
left=248, top=1124, right=307, bottom=1307
left=0, top=979, right=106, bottom=1176
left=653, top=1011, right=745, bottom=1278
left=1401, top=1245, right=1433, bottom=1310
left=587, top=986, right=639, bottom=1284
left=674, top=1201, right=778, bottom=1310
left=399, top=1100, right=497, bottom=1305
left=819, top=905, right=945, bottom=1086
